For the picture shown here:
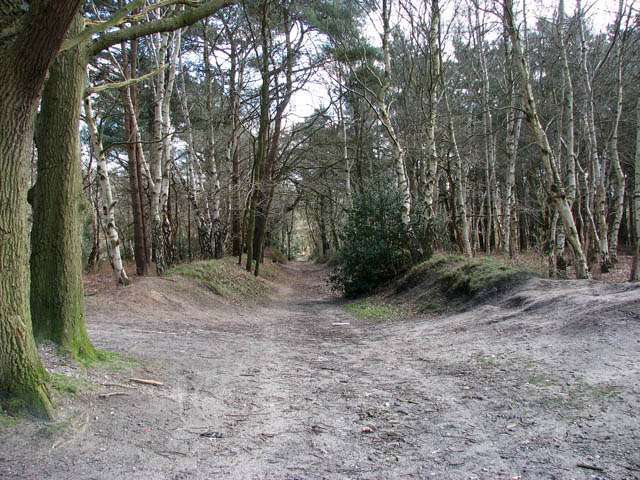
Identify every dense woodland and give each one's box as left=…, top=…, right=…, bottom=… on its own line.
left=1, top=0, right=639, bottom=416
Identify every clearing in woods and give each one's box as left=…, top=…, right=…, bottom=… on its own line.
left=1, top=261, right=639, bottom=479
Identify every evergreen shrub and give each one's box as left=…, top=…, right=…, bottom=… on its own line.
left=329, top=174, right=410, bottom=297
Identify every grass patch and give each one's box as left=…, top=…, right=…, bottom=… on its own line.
left=49, top=374, right=94, bottom=396
left=78, top=349, right=141, bottom=371
left=345, top=300, right=399, bottom=321
left=166, top=256, right=277, bottom=301
left=397, top=254, right=537, bottom=313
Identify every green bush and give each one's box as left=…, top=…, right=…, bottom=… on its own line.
left=329, top=174, right=411, bottom=297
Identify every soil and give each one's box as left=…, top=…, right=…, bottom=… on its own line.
left=2, top=261, right=640, bottom=479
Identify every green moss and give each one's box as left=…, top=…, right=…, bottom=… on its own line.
left=166, top=256, right=276, bottom=301
left=345, top=300, right=399, bottom=321
left=398, top=254, right=537, bottom=313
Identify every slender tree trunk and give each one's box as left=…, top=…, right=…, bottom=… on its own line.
left=608, top=33, right=626, bottom=264
left=203, top=28, right=223, bottom=259
left=177, top=59, right=214, bottom=258
left=578, top=4, right=610, bottom=272
left=555, top=2, right=574, bottom=275
left=476, top=8, right=497, bottom=253
left=631, top=97, right=640, bottom=281
left=122, top=38, right=149, bottom=276
left=445, top=91, right=472, bottom=257
left=504, top=0, right=590, bottom=279
left=30, top=15, right=97, bottom=360
left=379, top=0, right=411, bottom=227
left=84, top=95, right=130, bottom=285
left=226, top=30, right=243, bottom=257
left=420, top=0, right=441, bottom=256
left=502, top=24, right=521, bottom=256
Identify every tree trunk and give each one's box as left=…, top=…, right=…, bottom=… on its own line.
left=631, top=97, right=640, bottom=281
left=122, top=38, right=149, bottom=276
left=379, top=0, right=411, bottom=228
left=30, top=14, right=97, bottom=360
left=445, top=91, right=472, bottom=257
left=202, top=26, right=224, bottom=259
left=1, top=0, right=82, bottom=417
left=578, top=4, right=610, bottom=272
left=84, top=94, right=130, bottom=285
left=420, top=0, right=441, bottom=257
left=504, top=0, right=590, bottom=279
left=608, top=32, right=626, bottom=264
left=555, top=2, right=574, bottom=274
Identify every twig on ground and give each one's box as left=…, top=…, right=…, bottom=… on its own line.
left=577, top=463, right=604, bottom=472
left=130, top=378, right=164, bottom=386
left=98, top=392, right=130, bottom=398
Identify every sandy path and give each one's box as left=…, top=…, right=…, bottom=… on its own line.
left=1, top=261, right=639, bottom=479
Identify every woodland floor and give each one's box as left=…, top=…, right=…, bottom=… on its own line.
left=1, top=260, right=640, bottom=479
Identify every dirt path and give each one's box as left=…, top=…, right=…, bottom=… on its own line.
left=2, top=261, right=640, bottom=479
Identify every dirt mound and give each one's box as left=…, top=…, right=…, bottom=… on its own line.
left=394, top=254, right=538, bottom=314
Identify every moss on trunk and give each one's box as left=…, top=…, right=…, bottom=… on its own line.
left=30, top=15, right=97, bottom=361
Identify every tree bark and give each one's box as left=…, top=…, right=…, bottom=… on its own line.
left=30, top=14, right=97, bottom=360
left=1, top=0, right=82, bottom=417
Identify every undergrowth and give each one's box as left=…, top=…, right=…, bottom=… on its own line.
left=167, top=255, right=277, bottom=301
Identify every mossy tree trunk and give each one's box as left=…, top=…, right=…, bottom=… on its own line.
left=30, top=15, right=97, bottom=361
left=0, top=0, right=83, bottom=418
left=26, top=2, right=236, bottom=361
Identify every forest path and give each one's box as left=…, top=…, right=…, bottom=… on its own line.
left=2, top=261, right=640, bottom=479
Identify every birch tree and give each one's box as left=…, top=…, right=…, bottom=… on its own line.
left=503, top=0, right=590, bottom=279
left=83, top=93, right=131, bottom=286
left=502, top=13, right=521, bottom=255
left=378, top=0, right=412, bottom=228
left=631, top=97, right=640, bottom=281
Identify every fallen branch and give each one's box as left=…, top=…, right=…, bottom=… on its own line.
left=130, top=378, right=164, bottom=386
left=577, top=463, right=604, bottom=472
left=99, top=392, right=130, bottom=399
left=153, top=450, right=187, bottom=458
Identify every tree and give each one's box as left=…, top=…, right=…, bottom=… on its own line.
left=28, top=0, right=235, bottom=359
left=0, top=0, right=83, bottom=417
left=503, top=0, right=590, bottom=279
